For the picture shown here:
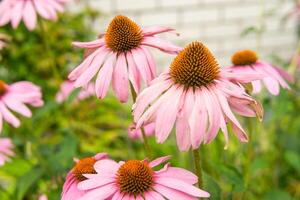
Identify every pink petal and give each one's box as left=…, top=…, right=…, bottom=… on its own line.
left=72, top=38, right=105, bottom=49
left=153, top=184, right=204, bottom=200
left=95, top=53, right=116, bottom=99
left=144, top=191, right=165, bottom=200
left=273, top=65, right=294, bottom=83
left=112, top=53, right=129, bottom=102
left=142, top=26, right=175, bottom=36
left=126, top=52, right=141, bottom=93
left=23, top=1, right=37, bottom=30
left=133, top=78, right=172, bottom=121
left=140, top=46, right=156, bottom=79
left=263, top=77, right=280, bottom=95
left=0, top=10, right=11, bottom=26
left=78, top=183, right=116, bottom=200
left=77, top=176, right=115, bottom=190
left=141, top=36, right=182, bottom=54
left=33, top=0, right=52, bottom=19
left=11, top=1, right=24, bottom=29
left=131, top=48, right=152, bottom=85
left=155, top=86, right=183, bottom=143
left=3, top=98, right=32, bottom=117
left=93, top=159, right=120, bottom=175
left=0, top=102, right=20, bottom=127
left=156, top=177, right=210, bottom=198
left=74, top=48, right=109, bottom=87
left=252, top=80, right=262, bottom=94
left=111, top=190, right=124, bottom=200
left=149, top=156, right=171, bottom=168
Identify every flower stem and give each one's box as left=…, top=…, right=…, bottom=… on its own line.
left=192, top=147, right=203, bottom=188
left=129, top=83, right=152, bottom=158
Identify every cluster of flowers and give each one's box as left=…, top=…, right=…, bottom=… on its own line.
left=0, top=0, right=295, bottom=199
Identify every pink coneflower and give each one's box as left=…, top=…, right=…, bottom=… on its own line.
left=61, top=153, right=108, bottom=200
left=0, top=0, right=69, bottom=31
left=77, top=156, right=210, bottom=199
left=69, top=15, right=181, bottom=103
left=0, top=138, right=14, bottom=166
left=226, top=50, right=294, bottom=95
left=55, top=80, right=94, bottom=103
left=128, top=122, right=155, bottom=140
left=0, top=80, right=43, bottom=132
left=133, top=42, right=263, bottom=151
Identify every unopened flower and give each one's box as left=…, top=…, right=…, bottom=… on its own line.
left=55, top=80, right=94, bottom=103
left=61, top=153, right=108, bottom=200
left=226, top=50, right=294, bottom=95
left=77, top=156, right=210, bottom=199
left=0, top=80, right=43, bottom=132
left=69, top=15, right=181, bottom=103
left=0, top=138, right=14, bottom=166
left=0, top=0, right=69, bottom=30
left=133, top=42, right=263, bottom=151
left=128, top=122, right=155, bottom=140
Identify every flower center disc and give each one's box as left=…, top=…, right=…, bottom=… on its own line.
left=170, top=41, right=220, bottom=88
left=105, top=15, right=143, bottom=52
left=73, top=157, right=96, bottom=181
left=231, top=50, right=258, bottom=66
left=0, top=80, right=7, bottom=95
left=117, top=160, right=153, bottom=196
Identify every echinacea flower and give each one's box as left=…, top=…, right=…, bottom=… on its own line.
left=0, top=33, right=10, bottom=50
left=0, top=0, right=69, bottom=30
left=69, top=15, right=182, bottom=103
left=55, top=80, right=94, bottom=103
left=0, top=80, right=43, bottom=132
left=77, top=156, right=210, bottom=200
left=128, top=122, right=155, bottom=140
left=226, top=50, right=294, bottom=95
left=61, top=153, right=108, bottom=200
left=133, top=42, right=263, bottom=151
left=0, top=138, right=14, bottom=166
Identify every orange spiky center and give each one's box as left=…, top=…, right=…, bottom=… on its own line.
left=170, top=41, right=220, bottom=88
left=73, top=157, right=97, bottom=182
left=117, top=160, right=153, bottom=196
left=231, top=49, right=258, bottom=66
left=105, top=15, right=143, bottom=52
left=0, top=80, right=7, bottom=95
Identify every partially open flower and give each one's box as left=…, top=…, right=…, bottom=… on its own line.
left=0, top=80, right=43, bottom=132
left=0, top=0, right=70, bottom=30
left=128, top=122, right=155, bottom=140
left=69, top=15, right=181, bottom=103
left=61, top=153, right=108, bottom=200
left=77, top=156, right=210, bottom=199
left=0, top=138, right=14, bottom=166
left=226, top=49, right=294, bottom=95
left=55, top=80, right=94, bottom=103
left=133, top=42, right=263, bottom=151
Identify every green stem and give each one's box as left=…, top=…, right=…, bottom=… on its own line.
left=192, top=148, right=203, bottom=188
left=130, top=83, right=152, bottom=158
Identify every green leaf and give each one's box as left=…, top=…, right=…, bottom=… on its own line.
left=284, top=151, right=300, bottom=175
left=217, top=165, right=244, bottom=192
left=15, top=167, right=44, bottom=200
left=203, top=172, right=221, bottom=200
left=262, top=189, right=292, bottom=200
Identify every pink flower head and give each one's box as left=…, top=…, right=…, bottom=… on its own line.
left=0, top=138, right=14, bottom=166
left=69, top=15, right=182, bottom=103
left=133, top=42, right=263, bottom=151
left=128, top=122, right=155, bottom=140
left=61, top=153, right=108, bottom=200
left=77, top=155, right=210, bottom=200
left=225, top=49, right=294, bottom=95
left=55, top=80, right=95, bottom=103
left=0, top=0, right=69, bottom=31
left=0, top=80, right=43, bottom=132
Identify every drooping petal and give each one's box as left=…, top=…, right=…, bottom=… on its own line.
left=142, top=26, right=175, bottom=36
left=72, top=38, right=105, bottom=49
left=149, top=156, right=171, bottom=168
left=23, top=1, right=37, bottom=30
left=141, top=36, right=182, bottom=54
left=131, top=48, right=153, bottom=85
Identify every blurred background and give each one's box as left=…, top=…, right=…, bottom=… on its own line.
left=0, top=0, right=299, bottom=200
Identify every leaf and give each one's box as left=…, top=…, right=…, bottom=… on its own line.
left=203, top=172, right=221, bottom=200
left=284, top=151, right=300, bottom=175
left=217, top=165, right=244, bottom=192
left=15, top=167, right=44, bottom=200
left=262, top=189, right=292, bottom=200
